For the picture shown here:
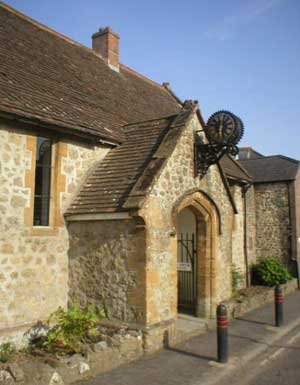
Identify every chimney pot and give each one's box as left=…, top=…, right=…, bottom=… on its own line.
left=92, top=27, right=120, bottom=71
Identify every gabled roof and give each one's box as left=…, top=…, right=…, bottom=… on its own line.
left=238, top=155, right=300, bottom=183
left=0, top=3, right=180, bottom=144
left=238, top=147, right=264, bottom=159
left=66, top=107, right=195, bottom=215
left=220, top=155, right=252, bottom=183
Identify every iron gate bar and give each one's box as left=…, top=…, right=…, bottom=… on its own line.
left=177, top=232, right=197, bottom=315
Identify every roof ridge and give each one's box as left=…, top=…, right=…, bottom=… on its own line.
left=162, top=82, right=183, bottom=105
left=0, top=2, right=182, bottom=146
left=120, top=64, right=176, bottom=95
left=0, top=1, right=184, bottom=101
left=276, top=154, right=300, bottom=164
left=0, top=1, right=107, bottom=63
left=239, top=155, right=299, bottom=163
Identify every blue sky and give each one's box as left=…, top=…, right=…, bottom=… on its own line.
left=5, top=0, right=300, bottom=158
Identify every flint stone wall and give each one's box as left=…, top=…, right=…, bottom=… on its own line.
left=254, top=182, right=291, bottom=265
left=225, top=278, right=298, bottom=320
left=68, top=219, right=146, bottom=324
left=231, top=185, right=246, bottom=287
left=140, top=114, right=236, bottom=326
left=0, top=121, right=108, bottom=336
left=293, top=171, right=300, bottom=261
left=245, top=185, right=257, bottom=266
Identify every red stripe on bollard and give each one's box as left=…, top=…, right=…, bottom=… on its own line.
left=217, top=319, right=228, bottom=328
left=275, top=285, right=284, bottom=326
left=216, top=304, right=228, bottom=362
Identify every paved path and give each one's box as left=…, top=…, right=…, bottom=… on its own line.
left=245, top=331, right=300, bottom=385
left=77, top=290, right=300, bottom=385
left=222, top=323, right=300, bottom=385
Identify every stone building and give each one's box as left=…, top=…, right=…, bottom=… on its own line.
left=238, top=147, right=300, bottom=274
left=0, top=3, right=299, bottom=350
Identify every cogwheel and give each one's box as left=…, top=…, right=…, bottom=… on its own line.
left=205, top=110, right=244, bottom=145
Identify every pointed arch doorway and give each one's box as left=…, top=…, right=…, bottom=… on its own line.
left=177, top=207, right=197, bottom=315
left=175, top=191, right=219, bottom=319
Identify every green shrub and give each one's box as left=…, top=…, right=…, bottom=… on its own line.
left=232, top=264, right=243, bottom=294
left=252, top=256, right=292, bottom=287
left=0, top=342, right=16, bottom=363
left=43, top=303, right=105, bottom=354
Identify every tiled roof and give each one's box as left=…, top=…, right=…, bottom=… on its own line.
left=220, top=155, right=252, bottom=182
left=66, top=107, right=194, bottom=215
left=0, top=3, right=180, bottom=143
left=238, top=147, right=264, bottom=159
left=238, top=155, right=299, bottom=183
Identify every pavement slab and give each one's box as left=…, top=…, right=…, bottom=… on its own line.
left=75, top=289, right=300, bottom=385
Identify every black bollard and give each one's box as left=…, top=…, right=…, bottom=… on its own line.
left=217, top=303, right=228, bottom=363
left=275, top=285, right=284, bottom=327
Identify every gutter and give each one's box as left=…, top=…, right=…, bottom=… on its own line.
left=0, top=109, right=121, bottom=147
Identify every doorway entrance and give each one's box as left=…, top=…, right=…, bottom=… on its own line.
left=177, top=207, right=197, bottom=315
left=174, top=191, right=219, bottom=319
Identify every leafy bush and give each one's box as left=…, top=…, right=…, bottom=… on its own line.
left=43, top=303, right=105, bottom=354
left=232, top=264, right=243, bottom=294
left=252, top=256, right=292, bottom=287
left=0, top=342, right=16, bottom=363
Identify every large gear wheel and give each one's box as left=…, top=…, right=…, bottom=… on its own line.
left=205, top=110, right=244, bottom=146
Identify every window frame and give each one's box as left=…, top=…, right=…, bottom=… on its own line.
left=32, top=136, right=56, bottom=228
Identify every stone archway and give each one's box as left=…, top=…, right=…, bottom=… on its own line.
left=177, top=207, right=197, bottom=315
left=174, top=191, right=219, bottom=318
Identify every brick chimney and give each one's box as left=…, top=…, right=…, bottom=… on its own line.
left=92, top=27, right=120, bottom=72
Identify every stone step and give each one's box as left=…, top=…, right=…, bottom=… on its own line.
left=168, top=314, right=209, bottom=347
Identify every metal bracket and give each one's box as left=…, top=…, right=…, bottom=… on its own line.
left=195, top=142, right=239, bottom=176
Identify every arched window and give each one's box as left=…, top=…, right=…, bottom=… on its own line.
left=33, top=137, right=53, bottom=226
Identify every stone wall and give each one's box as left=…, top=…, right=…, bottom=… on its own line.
left=0, top=120, right=108, bottom=337
left=228, top=183, right=257, bottom=288
left=293, top=171, right=300, bottom=262
left=0, top=327, right=144, bottom=384
left=68, top=219, right=146, bottom=324
left=231, top=185, right=246, bottom=288
left=254, top=182, right=291, bottom=265
left=140, top=114, right=235, bottom=327
left=225, top=278, right=298, bottom=320
left=245, top=185, right=257, bottom=267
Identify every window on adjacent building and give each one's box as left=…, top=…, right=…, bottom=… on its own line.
left=33, top=137, right=53, bottom=226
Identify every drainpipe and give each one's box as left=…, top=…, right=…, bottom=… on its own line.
left=242, top=183, right=251, bottom=287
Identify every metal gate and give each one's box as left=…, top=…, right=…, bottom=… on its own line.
left=177, top=233, right=197, bottom=315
